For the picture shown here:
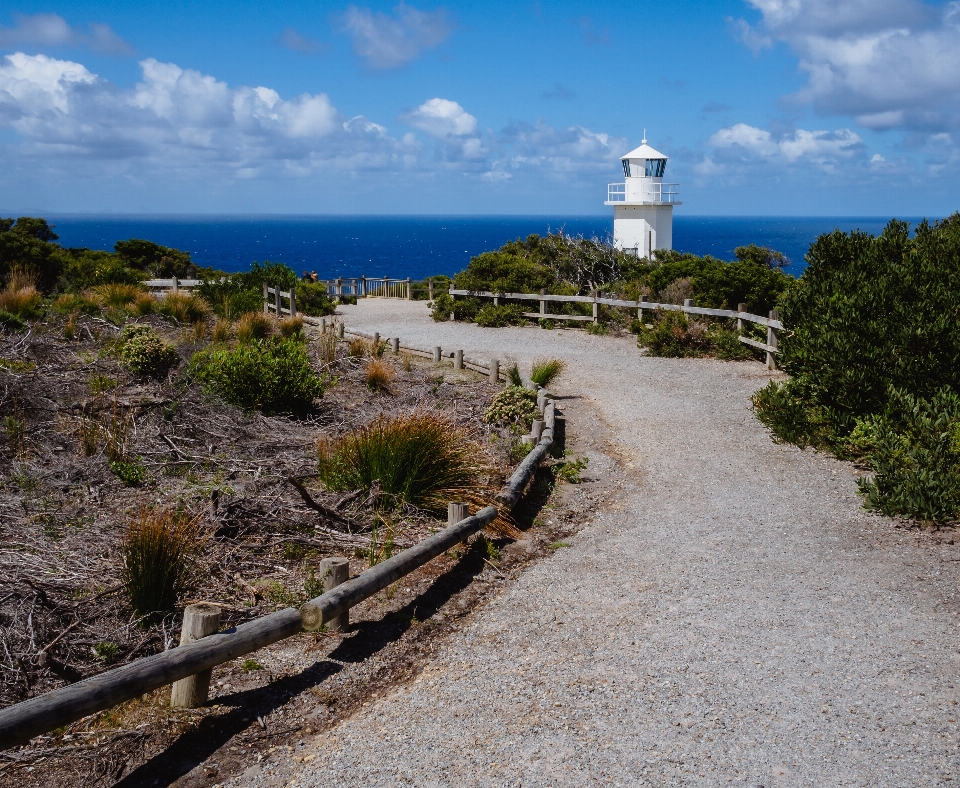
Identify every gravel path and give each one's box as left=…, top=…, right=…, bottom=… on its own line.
left=277, top=301, right=960, bottom=786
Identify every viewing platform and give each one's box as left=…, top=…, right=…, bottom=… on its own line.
left=605, top=181, right=681, bottom=205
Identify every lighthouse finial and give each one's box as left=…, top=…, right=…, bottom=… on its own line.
left=642, top=128, right=647, bottom=144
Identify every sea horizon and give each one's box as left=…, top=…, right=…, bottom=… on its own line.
left=7, top=213, right=938, bottom=280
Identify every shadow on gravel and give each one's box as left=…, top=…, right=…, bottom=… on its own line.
left=114, top=660, right=342, bottom=788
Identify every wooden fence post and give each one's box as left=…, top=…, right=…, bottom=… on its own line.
left=391, top=337, right=399, bottom=354
left=449, top=294, right=455, bottom=321
left=373, top=332, right=380, bottom=348
left=539, top=289, right=546, bottom=318
left=737, top=302, right=747, bottom=334
left=592, top=291, right=599, bottom=324
left=489, top=359, right=499, bottom=383
left=319, top=558, right=349, bottom=632
left=684, top=298, right=694, bottom=309
left=433, top=346, right=442, bottom=363
left=531, top=419, right=545, bottom=442
left=767, top=309, right=778, bottom=371
left=448, top=502, right=470, bottom=527
left=289, top=289, right=297, bottom=317
left=262, top=282, right=269, bottom=313
left=361, top=275, right=367, bottom=297
left=172, top=277, right=180, bottom=294
left=274, top=285, right=282, bottom=317
left=454, top=349, right=463, bottom=370
left=406, top=278, right=412, bottom=300
left=638, top=294, right=648, bottom=320
left=170, top=604, right=221, bottom=708
left=428, top=278, right=434, bottom=300
left=493, top=294, right=500, bottom=307
left=337, top=322, right=345, bottom=339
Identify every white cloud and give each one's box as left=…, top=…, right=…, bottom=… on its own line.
left=709, top=122, right=864, bottom=164
left=338, top=3, right=452, bottom=70
left=738, top=0, right=960, bottom=133
left=499, top=121, right=628, bottom=174
left=0, top=52, right=403, bottom=172
left=0, top=12, right=133, bottom=56
left=399, top=97, right=476, bottom=137
left=727, top=18, right=772, bottom=54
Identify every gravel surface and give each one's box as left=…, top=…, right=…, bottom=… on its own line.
left=251, top=300, right=960, bottom=787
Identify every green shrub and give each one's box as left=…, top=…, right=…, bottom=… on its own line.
left=430, top=292, right=480, bottom=322
left=751, top=380, right=837, bottom=449
left=295, top=281, right=336, bottom=317
left=708, top=324, right=754, bottom=360
left=584, top=322, right=608, bottom=335
left=857, top=388, right=960, bottom=521
left=110, top=456, right=147, bottom=486
left=120, top=508, right=200, bottom=624
left=474, top=303, right=526, bottom=327
left=484, top=386, right=537, bottom=428
left=0, top=309, right=24, bottom=331
left=530, top=358, right=566, bottom=388
left=317, top=413, right=492, bottom=513
left=119, top=325, right=180, bottom=378
left=191, top=337, right=328, bottom=414
left=506, top=363, right=523, bottom=387
left=636, top=310, right=709, bottom=357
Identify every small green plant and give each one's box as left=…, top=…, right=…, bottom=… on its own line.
left=191, top=337, right=329, bottom=415
left=110, top=456, right=147, bottom=485
left=585, top=322, right=608, bottom=336
left=548, top=541, right=570, bottom=550
left=3, top=415, right=25, bottom=455
left=93, top=641, right=119, bottom=661
left=263, top=580, right=298, bottom=607
left=636, top=310, right=709, bottom=358
left=242, top=659, right=264, bottom=672
left=474, top=303, right=525, bottom=328
left=506, top=363, right=523, bottom=387
left=484, top=386, right=538, bottom=429
left=530, top=358, right=567, bottom=388
left=317, top=412, right=493, bottom=514
left=0, top=309, right=25, bottom=331
left=537, top=317, right=556, bottom=330
left=119, top=325, right=179, bottom=378
left=89, top=374, right=117, bottom=395
left=474, top=534, right=500, bottom=561
left=317, top=331, right=338, bottom=365
left=402, top=353, right=414, bottom=372
left=303, top=563, right=325, bottom=599
left=121, top=508, right=201, bottom=624
left=555, top=456, right=588, bottom=484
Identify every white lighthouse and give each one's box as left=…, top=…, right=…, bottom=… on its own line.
left=605, top=135, right=680, bottom=258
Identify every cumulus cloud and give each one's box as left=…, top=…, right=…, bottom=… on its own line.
left=499, top=121, right=628, bottom=174
left=338, top=3, right=452, bottom=70
left=399, top=97, right=476, bottom=137
left=735, top=0, right=960, bottom=133
left=708, top=122, right=865, bottom=170
left=0, top=12, right=133, bottom=56
left=0, top=52, right=403, bottom=173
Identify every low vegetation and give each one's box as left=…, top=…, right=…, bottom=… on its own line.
left=634, top=310, right=753, bottom=360
left=754, top=214, right=960, bottom=523
left=530, top=358, right=566, bottom=388
left=484, top=386, right=538, bottom=430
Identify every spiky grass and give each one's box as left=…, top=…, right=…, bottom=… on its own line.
left=365, top=359, right=394, bottom=393
left=0, top=285, right=41, bottom=318
left=530, top=358, right=567, bottom=388
left=279, top=315, right=304, bottom=339
left=157, top=292, right=209, bottom=324
left=120, top=507, right=202, bottom=624
left=92, top=283, right=143, bottom=310
left=131, top=292, right=156, bottom=316
left=317, top=331, right=337, bottom=365
left=317, top=412, right=495, bottom=516
left=506, top=363, right=523, bottom=387
left=6, top=265, right=36, bottom=292
left=192, top=319, right=208, bottom=342
left=347, top=337, right=367, bottom=357
left=212, top=318, right=232, bottom=343
left=236, top=311, right=273, bottom=344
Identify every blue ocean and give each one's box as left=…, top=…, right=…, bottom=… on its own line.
left=43, top=215, right=929, bottom=280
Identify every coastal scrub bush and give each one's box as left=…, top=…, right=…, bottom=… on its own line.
left=474, top=303, right=526, bottom=327
left=636, top=310, right=709, bottom=357
left=157, top=292, right=209, bottom=324
left=121, top=507, right=201, bottom=624
left=191, top=337, right=328, bottom=414
left=119, top=325, right=180, bottom=378
left=530, top=358, right=566, bottom=388
left=317, top=413, right=492, bottom=513
left=294, top=281, right=336, bottom=317
left=236, top=311, right=273, bottom=343
left=484, top=386, right=537, bottom=429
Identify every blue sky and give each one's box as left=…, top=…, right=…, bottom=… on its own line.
left=1, top=0, right=958, bottom=215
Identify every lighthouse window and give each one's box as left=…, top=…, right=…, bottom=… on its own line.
left=622, top=160, right=631, bottom=177
left=645, top=159, right=666, bottom=177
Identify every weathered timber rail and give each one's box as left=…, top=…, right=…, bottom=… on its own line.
left=0, top=357, right=557, bottom=750
left=448, top=289, right=783, bottom=370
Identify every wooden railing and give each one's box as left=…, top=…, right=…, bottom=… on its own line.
left=0, top=341, right=557, bottom=750
left=263, top=283, right=297, bottom=317
left=448, top=288, right=783, bottom=370
left=144, top=278, right=201, bottom=292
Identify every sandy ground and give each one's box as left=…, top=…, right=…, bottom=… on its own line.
left=242, top=300, right=960, bottom=787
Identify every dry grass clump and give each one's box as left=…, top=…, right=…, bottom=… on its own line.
left=365, top=359, right=394, bottom=392
left=530, top=358, right=567, bottom=388
left=317, top=331, right=337, bottom=365
left=236, top=311, right=274, bottom=343
left=157, top=292, right=209, bottom=324
left=0, top=267, right=42, bottom=318
left=279, top=314, right=304, bottom=339
left=92, top=283, right=144, bottom=310
left=131, top=292, right=157, bottom=315
left=212, top=318, right=232, bottom=343
left=317, top=412, right=495, bottom=515
left=347, top=337, right=367, bottom=357
left=192, top=319, right=208, bottom=342
left=120, top=507, right=203, bottom=624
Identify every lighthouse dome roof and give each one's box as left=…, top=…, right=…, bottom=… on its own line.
left=620, top=142, right=668, bottom=160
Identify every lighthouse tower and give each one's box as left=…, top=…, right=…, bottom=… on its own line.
left=605, top=136, right=680, bottom=258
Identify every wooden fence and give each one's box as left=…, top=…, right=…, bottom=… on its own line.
left=144, top=278, right=201, bottom=292
left=0, top=347, right=556, bottom=750
left=449, top=288, right=783, bottom=370
left=263, top=283, right=297, bottom=317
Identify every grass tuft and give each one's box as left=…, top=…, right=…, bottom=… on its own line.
left=278, top=314, right=304, bottom=339
left=157, top=292, right=209, bottom=324
left=530, top=358, right=567, bottom=388
left=365, top=359, right=394, bottom=393
left=120, top=507, right=202, bottom=624
left=347, top=338, right=367, bottom=357
left=506, top=363, right=523, bottom=387
left=236, top=311, right=273, bottom=344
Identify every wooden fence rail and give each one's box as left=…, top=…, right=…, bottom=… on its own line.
left=447, top=289, right=783, bottom=370
left=263, top=284, right=297, bottom=317
left=0, top=346, right=556, bottom=750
